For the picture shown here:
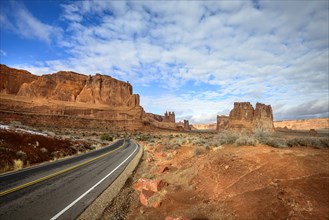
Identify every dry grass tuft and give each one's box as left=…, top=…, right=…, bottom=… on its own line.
left=13, top=159, right=24, bottom=170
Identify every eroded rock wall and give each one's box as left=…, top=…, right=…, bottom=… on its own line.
left=0, top=65, right=144, bottom=129
left=0, top=64, right=38, bottom=94
left=228, top=102, right=255, bottom=131
left=222, top=102, right=274, bottom=132
left=253, top=103, right=274, bottom=132
left=216, top=115, right=229, bottom=130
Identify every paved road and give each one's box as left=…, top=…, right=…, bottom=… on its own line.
left=0, top=139, right=139, bottom=220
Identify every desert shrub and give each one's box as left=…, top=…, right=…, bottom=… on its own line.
left=0, top=147, right=10, bottom=152
left=135, top=133, right=154, bottom=142
left=13, top=159, right=23, bottom=170
left=100, top=134, right=113, bottom=141
left=319, top=138, right=329, bottom=148
left=254, top=129, right=271, bottom=143
left=193, top=146, right=205, bottom=156
left=10, top=121, right=22, bottom=127
left=16, top=150, right=27, bottom=161
left=85, top=145, right=96, bottom=150
left=40, top=147, right=48, bottom=153
left=262, top=138, right=287, bottom=148
left=235, top=135, right=257, bottom=146
left=203, top=143, right=211, bottom=150
left=216, top=131, right=240, bottom=145
left=163, top=143, right=181, bottom=151
left=287, top=137, right=329, bottom=148
left=175, top=137, right=188, bottom=145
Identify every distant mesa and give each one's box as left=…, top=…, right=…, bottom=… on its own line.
left=217, top=102, right=274, bottom=132
left=274, top=118, right=329, bottom=131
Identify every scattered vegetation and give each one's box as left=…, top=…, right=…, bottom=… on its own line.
left=193, top=146, right=206, bottom=156
left=100, top=133, right=113, bottom=142
left=13, top=159, right=23, bottom=170
left=16, top=150, right=27, bottom=161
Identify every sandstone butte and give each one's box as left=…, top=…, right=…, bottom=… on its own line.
left=0, top=64, right=190, bottom=131
left=217, top=102, right=275, bottom=132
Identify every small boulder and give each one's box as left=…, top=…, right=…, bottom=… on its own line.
left=133, top=178, right=165, bottom=192
left=157, top=165, right=169, bottom=174
left=139, top=189, right=155, bottom=206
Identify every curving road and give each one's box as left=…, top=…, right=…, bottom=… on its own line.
left=0, top=139, right=139, bottom=220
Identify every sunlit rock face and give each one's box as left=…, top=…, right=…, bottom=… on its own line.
left=227, top=102, right=274, bottom=132
left=0, top=64, right=145, bottom=130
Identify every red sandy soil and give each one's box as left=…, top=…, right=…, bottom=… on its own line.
left=126, top=141, right=329, bottom=220
left=0, top=128, right=90, bottom=172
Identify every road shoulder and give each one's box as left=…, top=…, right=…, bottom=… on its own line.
left=77, top=141, right=143, bottom=220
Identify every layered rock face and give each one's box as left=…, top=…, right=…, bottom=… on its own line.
left=0, top=64, right=38, bottom=94
left=0, top=65, right=144, bottom=129
left=163, top=112, right=175, bottom=123
left=183, top=120, right=190, bottom=130
left=143, top=112, right=177, bottom=130
left=228, top=102, right=255, bottom=130
left=227, top=102, right=274, bottom=132
left=253, top=103, right=274, bottom=131
left=216, top=115, right=229, bottom=130
left=274, top=118, right=329, bottom=130
left=15, top=70, right=140, bottom=108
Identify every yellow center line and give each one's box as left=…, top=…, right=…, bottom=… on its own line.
left=0, top=140, right=126, bottom=197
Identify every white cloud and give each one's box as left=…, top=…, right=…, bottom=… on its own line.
left=0, top=50, right=7, bottom=56
left=1, top=2, right=62, bottom=44
left=4, top=1, right=329, bottom=122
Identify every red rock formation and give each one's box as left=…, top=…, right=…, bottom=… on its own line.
left=253, top=103, right=274, bottom=132
left=16, top=70, right=139, bottom=108
left=309, top=129, right=318, bottom=136
left=0, top=65, right=145, bottom=130
left=0, top=64, right=38, bottom=94
left=226, top=102, right=274, bottom=132
left=143, top=112, right=180, bottom=130
left=228, top=102, right=254, bottom=130
left=216, top=115, right=229, bottom=130
left=183, top=120, right=190, bottom=130
left=164, top=111, right=175, bottom=123
left=17, top=71, right=86, bottom=101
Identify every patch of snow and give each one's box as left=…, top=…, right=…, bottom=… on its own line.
left=16, top=128, right=48, bottom=136
left=0, top=124, right=10, bottom=130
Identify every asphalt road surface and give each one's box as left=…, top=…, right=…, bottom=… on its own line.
left=0, top=139, right=139, bottom=220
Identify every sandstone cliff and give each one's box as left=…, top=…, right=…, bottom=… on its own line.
left=0, top=64, right=38, bottom=94
left=228, top=102, right=255, bottom=130
left=225, top=102, right=274, bottom=132
left=15, top=70, right=140, bottom=108
left=253, top=103, right=274, bottom=131
left=216, top=115, right=229, bottom=130
left=0, top=65, right=144, bottom=130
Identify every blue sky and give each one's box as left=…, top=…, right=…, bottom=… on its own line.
left=1, top=0, right=328, bottom=123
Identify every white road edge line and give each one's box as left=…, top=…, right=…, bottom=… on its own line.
left=50, top=143, right=138, bottom=220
